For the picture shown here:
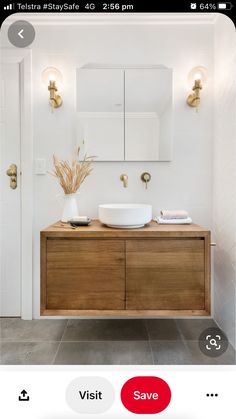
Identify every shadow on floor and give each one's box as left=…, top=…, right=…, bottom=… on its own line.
left=0, top=318, right=235, bottom=365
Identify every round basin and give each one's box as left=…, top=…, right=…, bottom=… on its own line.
left=98, top=204, right=152, bottom=229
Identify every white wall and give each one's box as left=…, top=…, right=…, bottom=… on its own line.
left=2, top=14, right=215, bottom=318
left=213, top=16, right=236, bottom=347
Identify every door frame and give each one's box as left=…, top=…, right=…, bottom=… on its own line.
left=1, top=49, right=33, bottom=319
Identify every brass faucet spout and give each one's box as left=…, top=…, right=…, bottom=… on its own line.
left=120, top=174, right=128, bottom=188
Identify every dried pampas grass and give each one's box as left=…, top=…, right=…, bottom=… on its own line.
left=50, top=147, right=94, bottom=194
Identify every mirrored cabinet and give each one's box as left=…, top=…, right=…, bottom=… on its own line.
left=76, top=66, right=173, bottom=162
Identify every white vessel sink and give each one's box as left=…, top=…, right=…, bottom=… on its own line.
left=99, top=204, right=152, bottom=229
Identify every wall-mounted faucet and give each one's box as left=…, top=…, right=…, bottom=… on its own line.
left=141, top=172, right=151, bottom=189
left=120, top=174, right=128, bottom=188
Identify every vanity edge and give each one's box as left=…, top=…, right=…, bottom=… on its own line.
left=41, top=219, right=210, bottom=238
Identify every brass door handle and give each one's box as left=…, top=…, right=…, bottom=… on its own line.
left=6, top=164, right=17, bottom=189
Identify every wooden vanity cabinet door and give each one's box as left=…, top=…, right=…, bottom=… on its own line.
left=45, top=239, right=125, bottom=310
left=126, top=239, right=206, bottom=311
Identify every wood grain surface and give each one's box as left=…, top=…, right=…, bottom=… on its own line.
left=40, top=220, right=211, bottom=316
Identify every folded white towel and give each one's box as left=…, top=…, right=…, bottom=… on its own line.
left=160, top=210, right=189, bottom=220
left=156, top=216, right=192, bottom=225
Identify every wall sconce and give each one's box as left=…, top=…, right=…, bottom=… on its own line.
left=42, top=67, right=63, bottom=108
left=187, top=66, right=208, bottom=108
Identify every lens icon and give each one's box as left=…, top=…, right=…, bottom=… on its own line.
left=199, top=327, right=228, bottom=357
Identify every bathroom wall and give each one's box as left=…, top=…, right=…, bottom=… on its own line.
left=2, top=14, right=215, bottom=318
left=33, top=17, right=214, bottom=318
left=213, top=16, right=236, bottom=347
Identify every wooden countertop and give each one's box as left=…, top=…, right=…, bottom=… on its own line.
left=41, top=220, right=210, bottom=238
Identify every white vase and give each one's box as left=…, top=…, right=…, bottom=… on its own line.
left=61, top=193, right=78, bottom=222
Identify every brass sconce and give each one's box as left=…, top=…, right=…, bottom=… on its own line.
left=42, top=67, right=63, bottom=108
left=187, top=66, right=207, bottom=108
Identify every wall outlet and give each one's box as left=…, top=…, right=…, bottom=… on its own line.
left=35, top=159, right=47, bottom=175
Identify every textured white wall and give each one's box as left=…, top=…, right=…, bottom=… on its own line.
left=213, top=15, right=236, bottom=347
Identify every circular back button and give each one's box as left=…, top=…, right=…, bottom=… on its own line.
left=121, top=376, right=171, bottom=414
left=8, top=20, right=35, bottom=48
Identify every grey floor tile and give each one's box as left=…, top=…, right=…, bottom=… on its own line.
left=54, top=340, right=153, bottom=365
left=176, top=319, right=217, bottom=341
left=0, top=318, right=67, bottom=342
left=151, top=340, right=192, bottom=365
left=0, top=341, right=60, bottom=365
left=185, top=341, right=236, bottom=365
left=145, top=319, right=182, bottom=341
left=62, top=319, right=148, bottom=341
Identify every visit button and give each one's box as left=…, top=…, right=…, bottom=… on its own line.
left=121, top=376, right=171, bottom=414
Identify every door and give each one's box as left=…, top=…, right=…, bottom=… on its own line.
left=42, top=238, right=125, bottom=312
left=77, top=69, right=124, bottom=161
left=0, top=63, right=21, bottom=316
left=126, top=239, right=205, bottom=310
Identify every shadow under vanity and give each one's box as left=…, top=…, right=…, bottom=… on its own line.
left=40, top=220, right=211, bottom=317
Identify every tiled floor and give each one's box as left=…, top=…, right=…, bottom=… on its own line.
left=0, top=318, right=235, bottom=365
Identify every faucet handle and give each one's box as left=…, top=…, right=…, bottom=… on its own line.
left=120, top=174, right=128, bottom=188
left=141, top=172, right=151, bottom=189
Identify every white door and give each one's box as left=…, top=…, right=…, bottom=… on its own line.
left=0, top=63, right=21, bottom=316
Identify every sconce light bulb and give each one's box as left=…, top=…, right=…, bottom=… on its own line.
left=42, top=66, right=63, bottom=86
left=188, top=66, right=208, bottom=86
left=194, top=72, right=202, bottom=81
left=49, top=74, right=56, bottom=82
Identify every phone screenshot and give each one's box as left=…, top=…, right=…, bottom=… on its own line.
left=0, top=1, right=235, bottom=417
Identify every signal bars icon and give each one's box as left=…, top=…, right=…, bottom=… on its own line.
left=4, top=4, right=14, bottom=10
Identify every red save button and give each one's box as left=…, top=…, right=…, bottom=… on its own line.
left=121, top=376, right=171, bottom=414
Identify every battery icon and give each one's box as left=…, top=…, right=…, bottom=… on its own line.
left=217, top=2, right=233, bottom=9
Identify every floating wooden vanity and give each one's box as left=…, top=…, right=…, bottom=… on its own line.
left=41, top=221, right=211, bottom=317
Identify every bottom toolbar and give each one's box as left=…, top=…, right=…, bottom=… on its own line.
left=0, top=366, right=235, bottom=418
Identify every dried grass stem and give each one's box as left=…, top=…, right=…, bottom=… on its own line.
left=50, top=147, right=94, bottom=194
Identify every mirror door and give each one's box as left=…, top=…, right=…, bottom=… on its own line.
left=77, top=69, right=124, bottom=161
left=125, top=68, right=172, bottom=161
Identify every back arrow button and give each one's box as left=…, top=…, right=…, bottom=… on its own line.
left=18, top=29, right=24, bottom=39
left=8, top=20, right=35, bottom=48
